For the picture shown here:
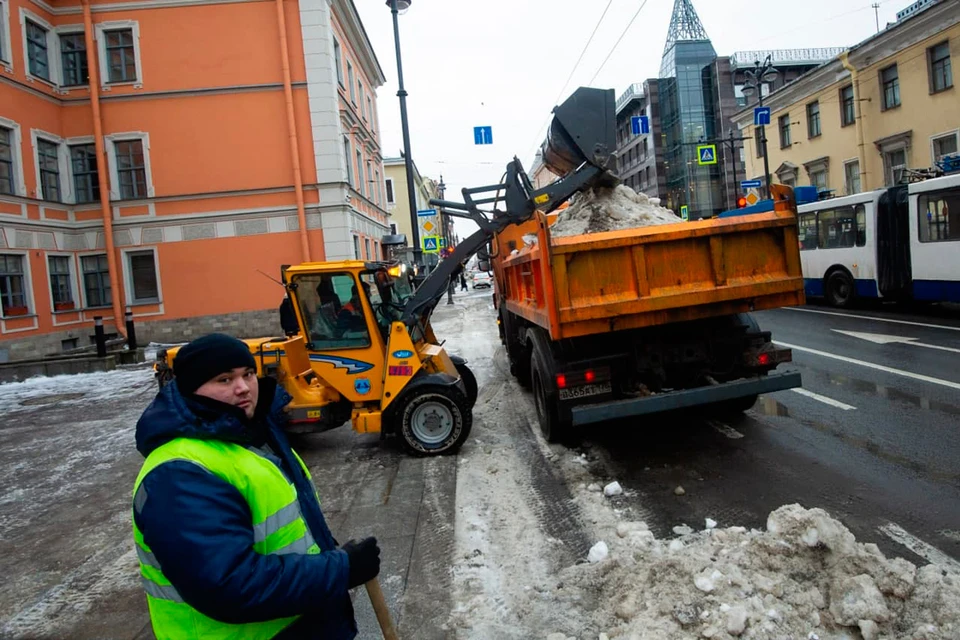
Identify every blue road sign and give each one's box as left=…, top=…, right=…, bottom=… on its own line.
left=697, top=145, right=718, bottom=165
left=473, top=126, right=493, bottom=145
left=631, top=116, right=650, bottom=135
left=740, top=180, right=763, bottom=189
left=417, top=208, right=437, bottom=217
left=422, top=236, right=440, bottom=253
left=754, top=107, right=771, bottom=127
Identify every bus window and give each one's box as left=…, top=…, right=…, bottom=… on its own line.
left=855, top=205, right=867, bottom=246
left=798, top=212, right=818, bottom=250
left=919, top=187, right=960, bottom=243
left=818, top=207, right=857, bottom=249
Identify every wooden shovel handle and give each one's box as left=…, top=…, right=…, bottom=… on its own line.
left=364, top=578, right=399, bottom=640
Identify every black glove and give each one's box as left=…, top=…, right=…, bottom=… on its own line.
left=341, top=537, right=381, bottom=589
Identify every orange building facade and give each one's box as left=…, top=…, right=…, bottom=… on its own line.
left=0, top=0, right=389, bottom=360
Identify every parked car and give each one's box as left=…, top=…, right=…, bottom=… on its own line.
left=472, top=271, right=493, bottom=289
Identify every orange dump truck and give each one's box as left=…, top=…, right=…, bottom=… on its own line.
left=492, top=185, right=805, bottom=441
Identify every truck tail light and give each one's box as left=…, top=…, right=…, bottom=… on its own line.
left=757, top=352, right=772, bottom=366
left=556, top=374, right=567, bottom=389
left=585, top=370, right=596, bottom=383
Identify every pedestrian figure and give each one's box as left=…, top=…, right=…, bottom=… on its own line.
left=460, top=271, right=468, bottom=292
left=132, top=333, right=380, bottom=639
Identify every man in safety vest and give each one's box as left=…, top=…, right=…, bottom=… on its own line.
left=132, top=333, right=380, bottom=639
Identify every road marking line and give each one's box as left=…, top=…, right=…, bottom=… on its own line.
left=790, top=388, right=857, bottom=410
left=708, top=420, right=744, bottom=439
left=783, top=306, right=960, bottom=332
left=775, top=340, right=960, bottom=391
left=879, top=522, right=960, bottom=575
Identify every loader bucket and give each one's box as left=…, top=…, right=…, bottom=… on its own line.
left=540, top=87, right=617, bottom=177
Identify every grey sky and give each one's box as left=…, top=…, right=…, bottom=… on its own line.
left=354, top=0, right=889, bottom=238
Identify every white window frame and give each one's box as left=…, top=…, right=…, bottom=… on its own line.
left=385, top=177, right=395, bottom=204
left=30, top=129, right=70, bottom=202
left=0, top=116, right=26, bottom=197
left=931, top=130, right=959, bottom=164
left=20, top=8, right=59, bottom=86
left=0, top=0, right=13, bottom=71
left=64, top=134, right=97, bottom=204
left=121, top=246, right=161, bottom=305
left=55, top=25, right=89, bottom=90
left=104, top=132, right=154, bottom=200
left=78, top=250, right=112, bottom=309
left=46, top=252, right=78, bottom=311
left=0, top=250, right=34, bottom=317
left=843, top=158, right=861, bottom=195
left=94, top=20, right=143, bottom=89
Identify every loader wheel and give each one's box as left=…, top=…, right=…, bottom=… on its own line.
left=531, top=346, right=569, bottom=444
left=397, top=386, right=472, bottom=456
left=454, top=361, right=479, bottom=408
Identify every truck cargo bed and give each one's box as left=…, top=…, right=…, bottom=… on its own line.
left=495, top=208, right=805, bottom=340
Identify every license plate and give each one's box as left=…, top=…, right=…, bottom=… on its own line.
left=559, top=382, right=612, bottom=401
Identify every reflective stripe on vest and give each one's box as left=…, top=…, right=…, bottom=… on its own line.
left=132, top=438, right=322, bottom=640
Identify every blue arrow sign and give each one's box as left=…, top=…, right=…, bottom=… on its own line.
left=754, top=107, right=771, bottom=127
left=631, top=116, right=650, bottom=135
left=473, top=126, right=493, bottom=145
left=740, top=180, right=763, bottom=189
left=417, top=208, right=437, bottom=217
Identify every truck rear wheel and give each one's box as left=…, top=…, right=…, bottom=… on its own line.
left=396, top=386, right=472, bottom=456
left=531, top=341, right=570, bottom=444
left=502, top=310, right=531, bottom=389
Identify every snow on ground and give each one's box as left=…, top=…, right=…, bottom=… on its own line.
left=0, top=365, right=155, bottom=414
left=436, top=294, right=960, bottom=640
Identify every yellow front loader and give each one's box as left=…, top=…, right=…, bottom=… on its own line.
left=155, top=87, right=625, bottom=456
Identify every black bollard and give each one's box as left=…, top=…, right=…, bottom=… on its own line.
left=125, top=309, right=137, bottom=350
left=94, top=316, right=107, bottom=358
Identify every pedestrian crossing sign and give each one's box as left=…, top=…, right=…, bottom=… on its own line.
left=422, top=236, right=440, bottom=253
left=680, top=205, right=689, bottom=221
left=697, top=145, right=718, bottom=165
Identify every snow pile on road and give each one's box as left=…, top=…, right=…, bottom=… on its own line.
left=550, top=185, right=680, bottom=238
left=0, top=366, right=154, bottom=413
left=550, top=503, right=959, bottom=640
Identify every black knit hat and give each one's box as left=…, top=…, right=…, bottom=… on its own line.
left=173, top=333, right=257, bottom=396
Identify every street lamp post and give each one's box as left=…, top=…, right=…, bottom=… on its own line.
left=741, top=55, right=779, bottom=199
left=387, top=0, right=421, bottom=267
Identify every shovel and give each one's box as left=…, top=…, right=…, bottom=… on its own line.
left=365, top=578, right=399, bottom=640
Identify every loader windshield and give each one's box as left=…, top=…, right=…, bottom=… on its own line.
left=291, top=273, right=372, bottom=350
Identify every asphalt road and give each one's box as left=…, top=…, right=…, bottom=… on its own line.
left=578, top=302, right=960, bottom=573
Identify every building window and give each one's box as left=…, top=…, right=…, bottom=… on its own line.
left=358, top=81, right=365, bottom=119
left=0, top=126, right=14, bottom=196
left=810, top=169, right=828, bottom=191
left=375, top=169, right=381, bottom=204
left=104, top=29, right=136, bottom=83
left=333, top=38, right=343, bottom=87
left=840, top=85, right=855, bottom=127
left=929, top=41, right=953, bottom=93
left=48, top=255, right=73, bottom=308
left=37, top=138, right=61, bottom=202
left=366, top=160, right=373, bottom=202
left=807, top=101, right=821, bottom=138
left=884, top=148, right=907, bottom=186
left=919, top=187, right=960, bottom=243
left=0, top=254, right=27, bottom=315
left=343, top=138, right=353, bottom=186
left=364, top=238, right=371, bottom=259
left=60, top=32, right=88, bottom=87
left=778, top=114, right=791, bottom=148
left=385, top=178, right=394, bottom=204
left=933, top=132, right=959, bottom=163
left=844, top=160, right=861, bottom=195
left=366, top=96, right=373, bottom=126
left=81, top=254, right=111, bottom=307
left=754, top=127, right=763, bottom=158
left=127, top=250, right=158, bottom=303
left=355, top=150, right=364, bottom=196
left=880, top=65, right=900, bottom=110
left=70, top=144, right=99, bottom=204
left=114, top=139, right=146, bottom=199
left=389, top=223, right=398, bottom=235
left=26, top=20, right=50, bottom=80
left=353, top=236, right=360, bottom=259
left=347, top=63, right=355, bottom=104
left=0, top=0, right=12, bottom=65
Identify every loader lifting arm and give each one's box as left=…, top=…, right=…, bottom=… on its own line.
left=400, top=86, right=620, bottom=328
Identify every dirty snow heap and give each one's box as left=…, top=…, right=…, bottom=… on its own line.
left=550, top=184, right=680, bottom=238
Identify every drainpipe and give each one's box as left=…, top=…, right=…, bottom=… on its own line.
left=81, top=0, right=125, bottom=336
left=275, top=0, right=311, bottom=262
left=840, top=52, right=868, bottom=191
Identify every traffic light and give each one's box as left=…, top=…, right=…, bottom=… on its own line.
left=737, top=196, right=748, bottom=208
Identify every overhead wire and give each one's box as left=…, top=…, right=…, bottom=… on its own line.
left=588, top=0, right=651, bottom=85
